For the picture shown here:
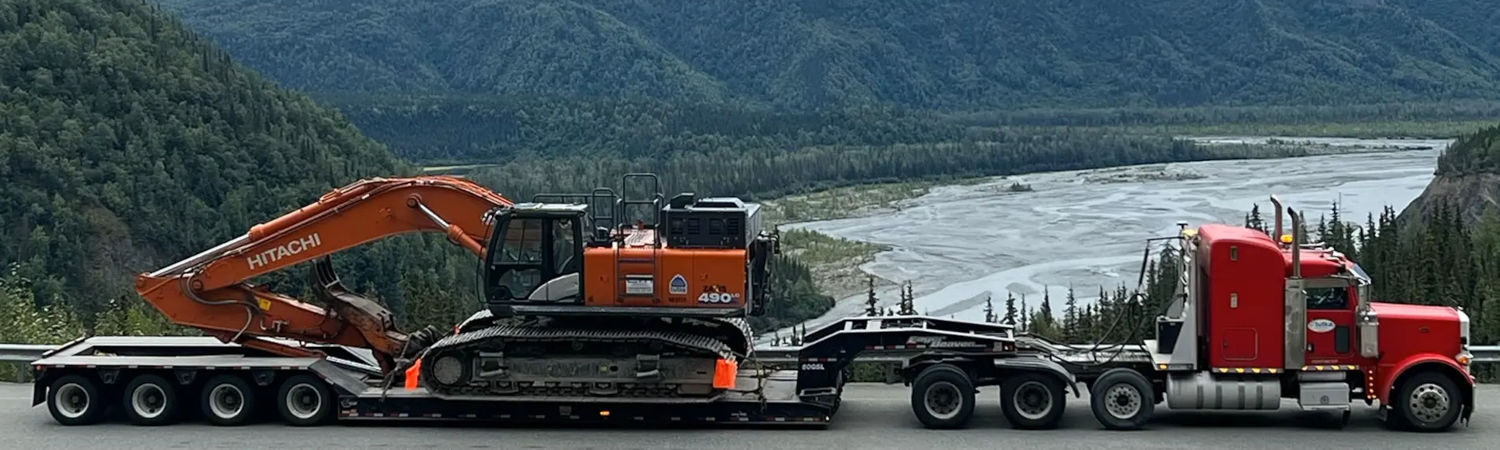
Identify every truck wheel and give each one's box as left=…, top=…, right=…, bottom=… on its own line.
left=277, top=374, right=335, bottom=426
left=48, top=375, right=105, bottom=425
left=1090, top=368, right=1154, bottom=430
left=123, top=374, right=179, bottom=426
left=910, top=364, right=975, bottom=429
left=1001, top=372, right=1066, bottom=429
left=1394, top=371, right=1463, bottom=432
left=201, top=374, right=257, bottom=426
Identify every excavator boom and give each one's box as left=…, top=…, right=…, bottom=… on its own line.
left=135, top=176, right=512, bottom=369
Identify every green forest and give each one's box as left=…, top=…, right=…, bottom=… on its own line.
left=1436, top=123, right=1500, bottom=175
left=160, top=0, right=1500, bottom=110
left=151, top=0, right=1500, bottom=166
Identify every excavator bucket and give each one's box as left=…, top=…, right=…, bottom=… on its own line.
left=310, top=257, right=443, bottom=362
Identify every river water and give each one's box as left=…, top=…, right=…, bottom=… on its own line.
left=781, top=137, right=1449, bottom=333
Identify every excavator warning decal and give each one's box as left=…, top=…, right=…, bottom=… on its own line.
left=669, top=274, right=688, bottom=295
left=256, top=297, right=272, bottom=311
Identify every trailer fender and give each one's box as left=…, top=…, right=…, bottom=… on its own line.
left=994, top=358, right=1078, bottom=397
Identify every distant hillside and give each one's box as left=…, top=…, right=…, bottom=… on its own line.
left=0, top=0, right=419, bottom=314
left=161, top=0, right=1500, bottom=110
left=1402, top=123, right=1500, bottom=228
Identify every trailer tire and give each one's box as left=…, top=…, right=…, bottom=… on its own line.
left=277, top=375, right=335, bottom=426
left=201, top=374, right=257, bottom=426
left=1090, top=368, right=1154, bottom=430
left=1393, top=370, right=1463, bottom=432
left=123, top=374, right=180, bottom=426
left=1001, top=372, right=1066, bottom=429
left=910, top=364, right=975, bottom=429
left=47, top=375, right=105, bottom=425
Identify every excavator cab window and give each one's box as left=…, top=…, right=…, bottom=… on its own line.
left=493, top=217, right=545, bottom=300
left=485, top=208, right=586, bottom=306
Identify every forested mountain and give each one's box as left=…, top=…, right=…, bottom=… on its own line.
left=1398, top=122, right=1500, bottom=231
left=0, top=0, right=421, bottom=318
left=160, top=0, right=1500, bottom=110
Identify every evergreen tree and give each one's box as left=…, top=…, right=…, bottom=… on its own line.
left=1063, top=286, right=1079, bottom=341
left=1246, top=204, right=1268, bottom=235
left=899, top=281, right=917, bottom=315
left=1003, top=292, right=1018, bottom=325
left=1035, top=287, right=1059, bottom=339
left=983, top=295, right=997, bottom=323
left=1019, top=294, right=1030, bottom=331
left=864, top=275, right=880, bottom=316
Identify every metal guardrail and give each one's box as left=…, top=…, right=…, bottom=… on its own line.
left=0, top=344, right=57, bottom=363
left=5, top=343, right=1499, bottom=364
left=1475, top=345, right=1500, bottom=364
left=752, top=345, right=1500, bottom=365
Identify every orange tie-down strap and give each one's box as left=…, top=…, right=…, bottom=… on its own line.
left=713, top=358, right=738, bottom=389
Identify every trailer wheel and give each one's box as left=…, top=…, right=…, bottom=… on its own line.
left=910, top=364, right=975, bottom=429
left=277, top=374, right=335, bottom=426
left=47, top=375, right=105, bottom=425
left=1393, top=371, right=1463, bottom=432
left=1090, top=368, right=1154, bottom=430
left=201, top=374, right=257, bottom=426
left=1000, top=372, right=1066, bottom=429
left=123, top=374, right=180, bottom=426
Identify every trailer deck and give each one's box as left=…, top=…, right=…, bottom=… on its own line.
left=32, top=315, right=1077, bottom=429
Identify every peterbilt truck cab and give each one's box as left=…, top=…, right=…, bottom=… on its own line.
left=1087, top=197, right=1473, bottom=431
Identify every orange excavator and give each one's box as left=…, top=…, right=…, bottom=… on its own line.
left=135, top=174, right=776, bottom=398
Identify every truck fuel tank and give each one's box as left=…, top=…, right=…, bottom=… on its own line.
left=1166, top=372, right=1280, bottom=410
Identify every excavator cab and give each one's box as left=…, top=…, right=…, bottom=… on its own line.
left=481, top=174, right=777, bottom=320
left=482, top=203, right=589, bottom=308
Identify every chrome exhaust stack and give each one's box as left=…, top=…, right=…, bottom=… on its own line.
left=1269, top=195, right=1285, bottom=242
left=1283, top=206, right=1306, bottom=370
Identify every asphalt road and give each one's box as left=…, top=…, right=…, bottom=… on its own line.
left=5, top=383, right=1498, bottom=449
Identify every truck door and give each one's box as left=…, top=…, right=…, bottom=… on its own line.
left=1303, top=278, right=1359, bottom=367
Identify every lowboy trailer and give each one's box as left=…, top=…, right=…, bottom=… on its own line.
left=31, top=315, right=1076, bottom=429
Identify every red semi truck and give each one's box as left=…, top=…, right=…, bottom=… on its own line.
left=1058, top=197, right=1473, bottom=431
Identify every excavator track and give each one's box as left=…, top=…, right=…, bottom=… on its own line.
left=420, top=318, right=752, bottom=398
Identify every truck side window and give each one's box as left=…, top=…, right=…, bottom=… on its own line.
left=1306, top=287, right=1348, bottom=310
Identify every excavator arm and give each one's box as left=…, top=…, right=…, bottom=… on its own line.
left=134, top=176, right=512, bottom=371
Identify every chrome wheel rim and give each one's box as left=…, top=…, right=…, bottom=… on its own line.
left=1013, top=381, right=1053, bottom=420
left=286, top=384, right=322, bottom=420
left=56, top=383, right=90, bottom=419
left=1104, top=384, right=1142, bottom=420
left=924, top=381, right=962, bottom=420
left=1409, top=382, right=1450, bottom=423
